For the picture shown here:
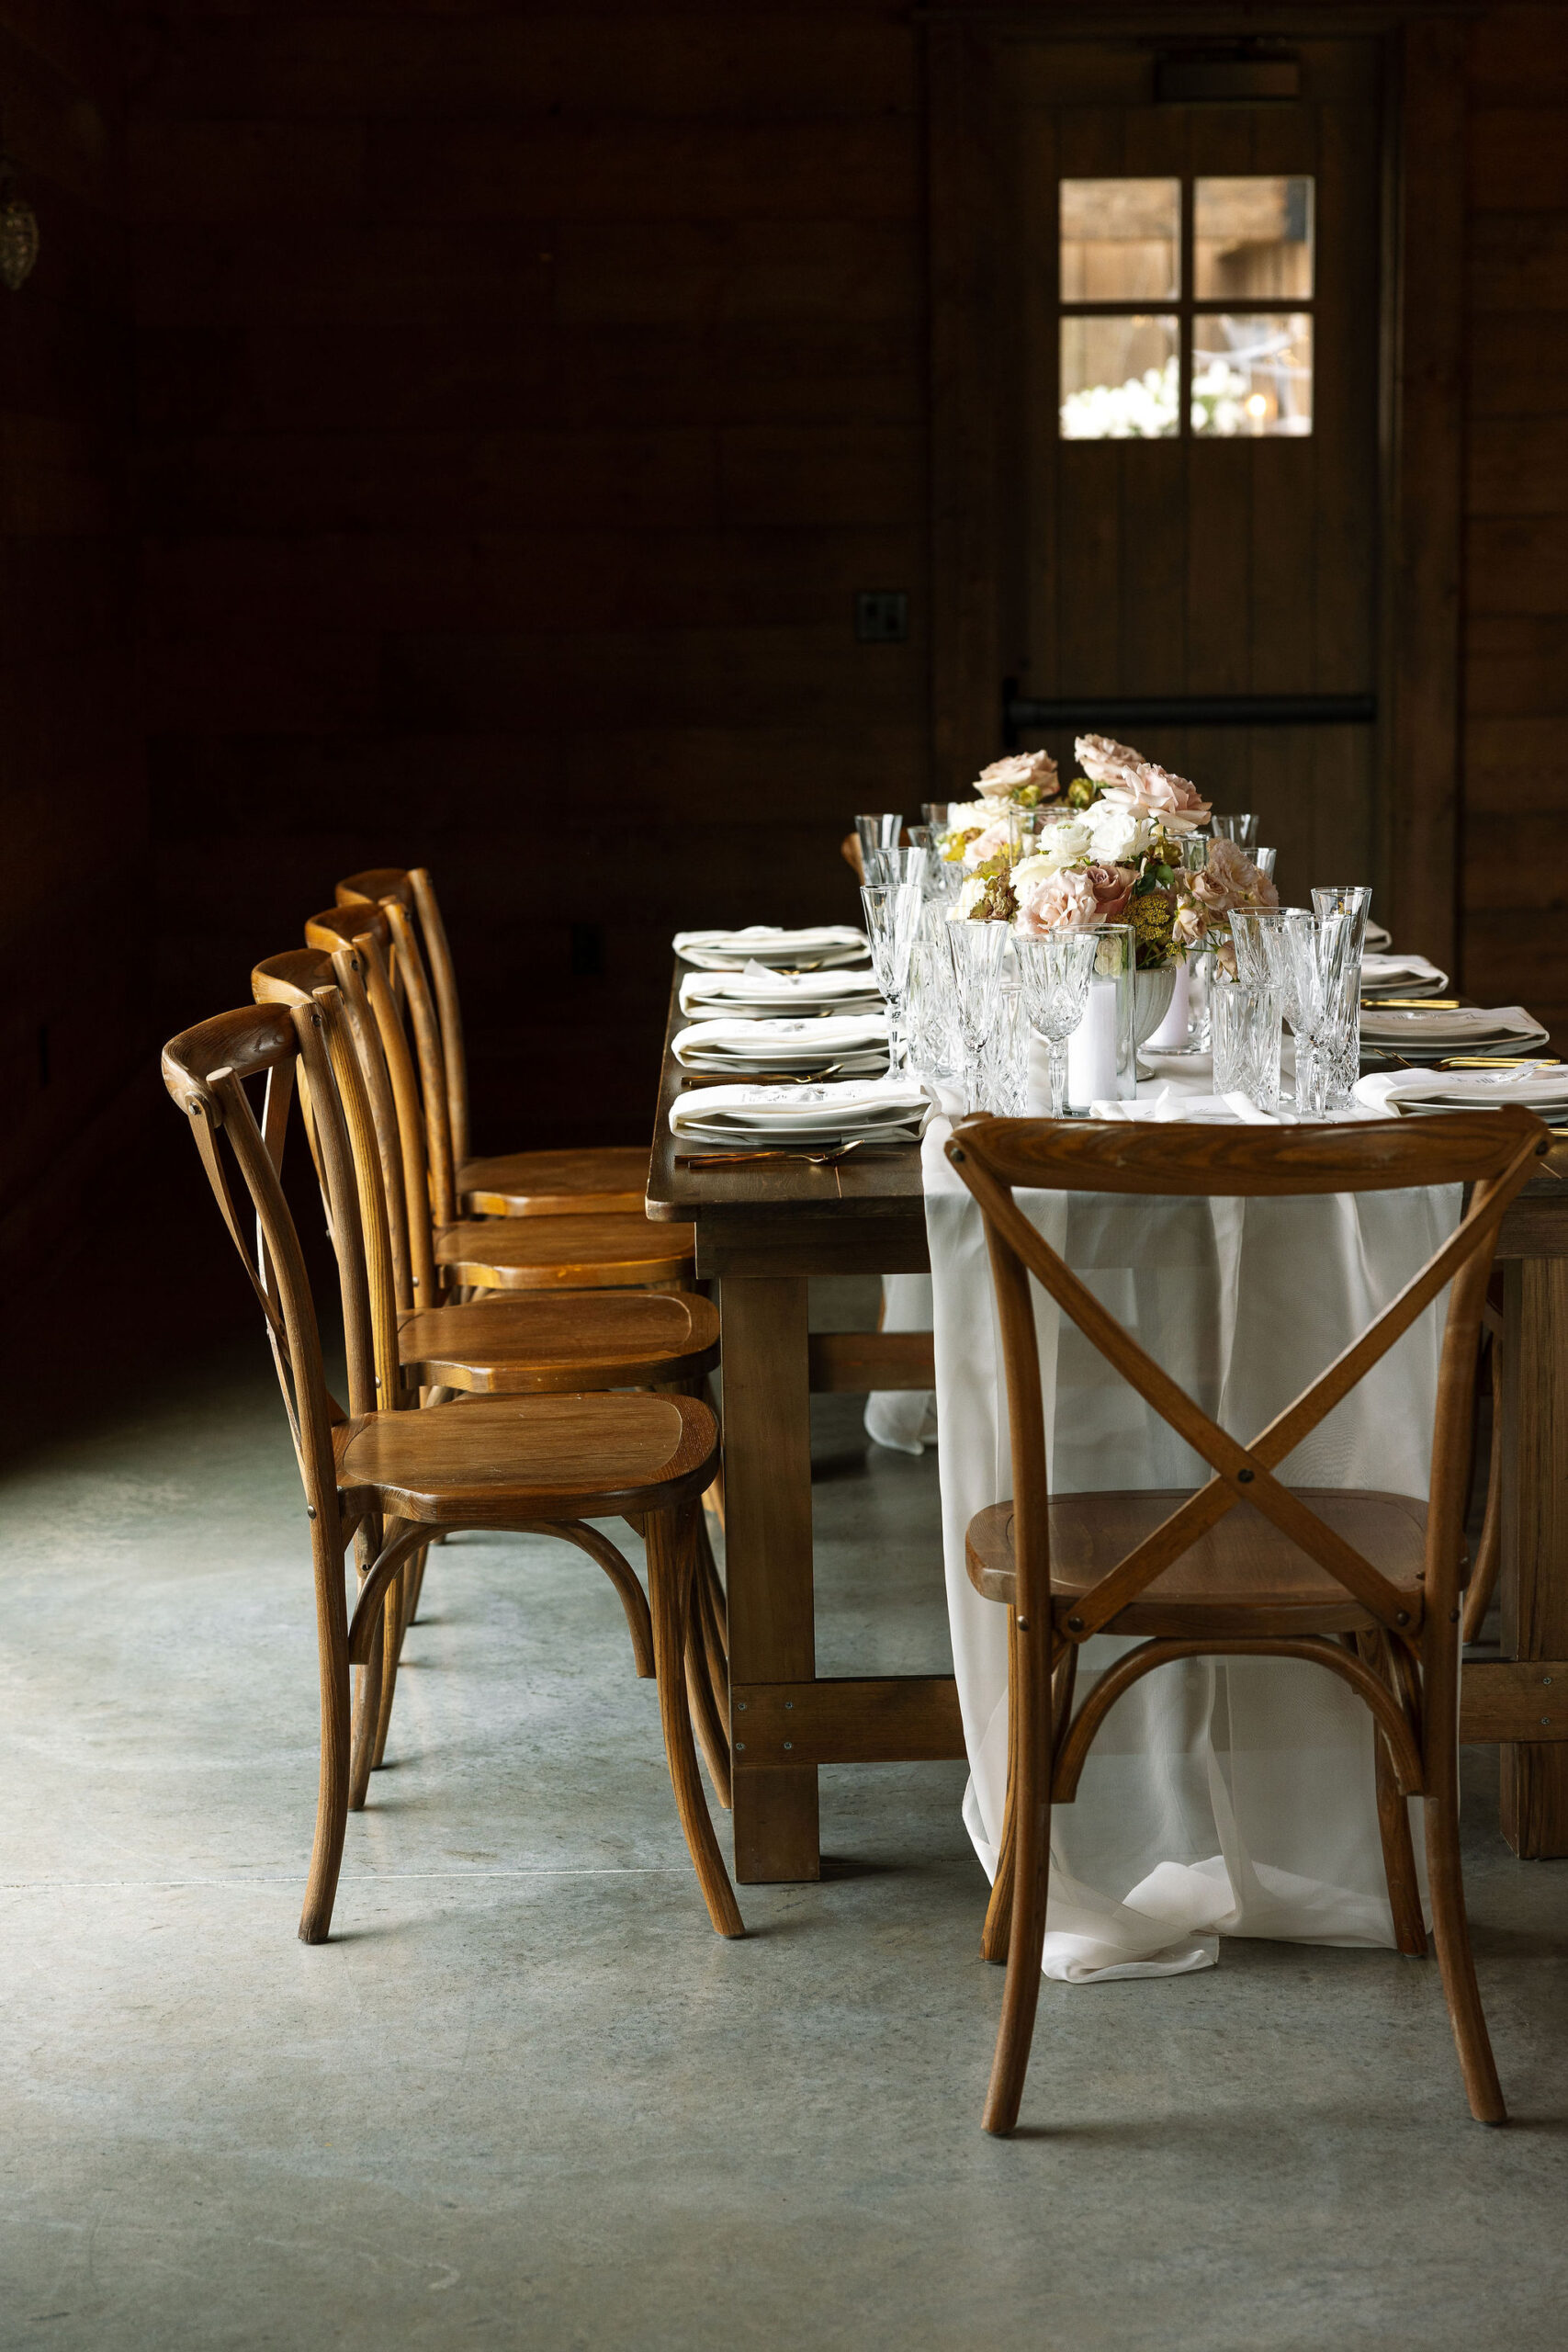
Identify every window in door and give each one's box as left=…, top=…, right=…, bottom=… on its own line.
left=1060, top=175, right=1314, bottom=439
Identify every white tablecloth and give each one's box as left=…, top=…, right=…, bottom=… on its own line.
left=877, top=1065, right=1461, bottom=1981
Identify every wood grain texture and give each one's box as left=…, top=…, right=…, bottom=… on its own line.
left=1461, top=1658, right=1568, bottom=1744
left=719, top=1272, right=819, bottom=1883
left=807, top=1330, right=935, bottom=1392
left=729, top=1677, right=964, bottom=1767
left=1499, top=1255, right=1568, bottom=1853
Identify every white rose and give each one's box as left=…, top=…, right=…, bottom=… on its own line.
left=1012, top=825, right=1092, bottom=890
left=942, top=799, right=992, bottom=833
left=950, top=874, right=988, bottom=919
left=1085, top=803, right=1152, bottom=865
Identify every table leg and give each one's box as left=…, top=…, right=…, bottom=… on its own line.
left=719, top=1274, right=819, bottom=1881
left=1499, top=1256, right=1568, bottom=1856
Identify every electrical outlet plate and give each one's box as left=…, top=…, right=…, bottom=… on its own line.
left=854, top=591, right=908, bottom=644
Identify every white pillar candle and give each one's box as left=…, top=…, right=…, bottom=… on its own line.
left=1067, top=974, right=1121, bottom=1110
left=1144, top=957, right=1190, bottom=1053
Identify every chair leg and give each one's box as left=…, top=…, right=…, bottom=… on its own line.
left=349, top=1598, right=385, bottom=1810
left=299, top=1552, right=353, bottom=1946
left=694, top=1506, right=728, bottom=1653
left=646, top=1500, right=744, bottom=1939
left=1461, top=1385, right=1506, bottom=1645
left=981, top=1615, right=1020, bottom=1963
left=685, top=1606, right=733, bottom=1811
left=1358, top=1632, right=1427, bottom=1957
left=983, top=1620, right=1052, bottom=2136
left=369, top=1566, right=406, bottom=1771
left=404, top=1542, right=430, bottom=1629
left=1423, top=1635, right=1506, bottom=2123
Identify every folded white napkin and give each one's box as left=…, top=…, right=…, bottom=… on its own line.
left=680, top=964, right=884, bottom=1015
left=1090, top=1087, right=1383, bottom=1125
left=1359, top=1003, right=1548, bottom=1048
left=1090, top=1090, right=1279, bottom=1124
left=672, top=1015, right=889, bottom=1067
left=1360, top=952, right=1450, bottom=993
left=1363, top=921, right=1392, bottom=952
left=1355, top=1067, right=1568, bottom=1115
left=673, top=925, right=870, bottom=971
left=669, top=1076, right=928, bottom=1138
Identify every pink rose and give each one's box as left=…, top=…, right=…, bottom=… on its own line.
left=1016, top=867, right=1101, bottom=935
left=962, top=818, right=1016, bottom=868
left=1075, top=734, right=1147, bottom=792
left=1100, top=760, right=1212, bottom=834
left=1190, top=836, right=1279, bottom=918
left=976, top=750, right=1060, bottom=801
left=1086, top=861, right=1136, bottom=923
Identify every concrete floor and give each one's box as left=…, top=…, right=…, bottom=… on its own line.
left=3, top=1289, right=1567, bottom=2350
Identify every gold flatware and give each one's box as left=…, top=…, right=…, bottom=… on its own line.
left=676, top=1141, right=868, bottom=1168
left=679, top=1065, right=849, bottom=1088
left=1438, top=1056, right=1561, bottom=1069
left=1361, top=997, right=1462, bottom=1010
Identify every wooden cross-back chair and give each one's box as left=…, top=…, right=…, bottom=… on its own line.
left=161, top=994, right=743, bottom=1948
left=250, top=946, right=731, bottom=1804
left=303, top=901, right=696, bottom=1296
left=335, top=864, right=650, bottom=1220
left=947, top=1107, right=1547, bottom=2137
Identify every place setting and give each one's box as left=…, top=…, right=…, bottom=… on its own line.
left=1359, top=949, right=1450, bottom=999
left=1358, top=1000, right=1551, bottom=1062
left=671, top=1011, right=891, bottom=1081
left=668, top=1075, right=931, bottom=1165
left=678, top=962, right=884, bottom=1019
left=671, top=923, right=872, bottom=972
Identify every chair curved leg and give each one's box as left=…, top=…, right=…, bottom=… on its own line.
left=981, top=1615, right=1020, bottom=1963
left=1462, top=1388, right=1506, bottom=1645
left=685, top=1606, right=733, bottom=1811
left=1358, top=1633, right=1427, bottom=1956
left=983, top=1621, right=1052, bottom=2135
left=694, top=1506, right=728, bottom=1653
left=299, top=1546, right=353, bottom=1945
left=647, top=1501, right=744, bottom=1939
left=1424, top=1719, right=1506, bottom=2124
left=404, top=1542, right=430, bottom=1630
left=369, top=1566, right=406, bottom=1771
left=349, top=1599, right=385, bottom=1811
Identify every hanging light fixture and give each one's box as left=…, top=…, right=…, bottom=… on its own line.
left=0, top=130, right=39, bottom=291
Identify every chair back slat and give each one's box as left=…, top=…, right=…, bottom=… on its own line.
left=313, top=988, right=401, bottom=1409
left=382, top=899, right=457, bottom=1227
left=162, top=1005, right=352, bottom=1528
left=949, top=1110, right=1548, bottom=1644
left=409, top=868, right=470, bottom=1174
left=335, top=866, right=471, bottom=1175
left=307, top=908, right=439, bottom=1302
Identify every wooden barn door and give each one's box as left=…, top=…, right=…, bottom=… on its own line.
left=944, top=37, right=1384, bottom=904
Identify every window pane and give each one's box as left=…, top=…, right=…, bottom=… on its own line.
left=1060, top=315, right=1180, bottom=439
left=1060, top=177, right=1180, bottom=301
left=1194, top=176, right=1314, bottom=300
left=1191, top=314, right=1314, bottom=436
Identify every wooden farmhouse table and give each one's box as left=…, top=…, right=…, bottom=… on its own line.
left=645, top=963, right=1568, bottom=1880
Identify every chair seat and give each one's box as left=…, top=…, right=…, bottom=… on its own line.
left=965, top=1487, right=1428, bottom=1637
left=434, top=1211, right=695, bottom=1290
left=335, top=1390, right=717, bottom=1524
left=400, top=1290, right=719, bottom=1392
left=459, top=1145, right=649, bottom=1218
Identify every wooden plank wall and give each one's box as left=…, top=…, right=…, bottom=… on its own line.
left=126, top=3, right=926, bottom=1151
left=1461, top=4, right=1568, bottom=1037
left=1, top=1, right=1562, bottom=1218
left=0, top=0, right=145, bottom=1285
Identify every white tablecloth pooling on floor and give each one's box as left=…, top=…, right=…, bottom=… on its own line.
left=910, top=1068, right=1462, bottom=1982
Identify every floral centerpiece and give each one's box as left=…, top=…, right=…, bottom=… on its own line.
left=936, top=750, right=1060, bottom=870
left=944, top=730, right=1276, bottom=975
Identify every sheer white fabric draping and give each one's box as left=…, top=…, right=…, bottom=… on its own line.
left=920, top=1101, right=1461, bottom=1983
